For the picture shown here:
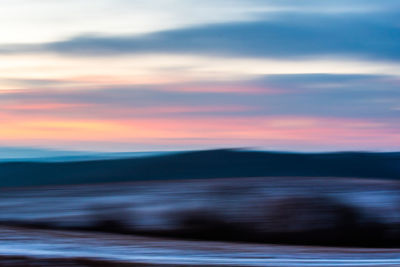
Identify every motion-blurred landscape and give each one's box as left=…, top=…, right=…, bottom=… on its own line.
left=1, top=0, right=400, bottom=265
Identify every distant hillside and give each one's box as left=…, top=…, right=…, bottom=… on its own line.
left=0, top=147, right=89, bottom=160
left=0, top=149, right=399, bottom=187
left=0, top=146, right=174, bottom=162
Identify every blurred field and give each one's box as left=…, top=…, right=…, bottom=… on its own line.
left=2, top=225, right=400, bottom=266
left=2, top=175, right=400, bottom=266
left=1, top=176, right=400, bottom=247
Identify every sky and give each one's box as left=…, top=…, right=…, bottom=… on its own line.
left=0, top=0, right=399, bottom=152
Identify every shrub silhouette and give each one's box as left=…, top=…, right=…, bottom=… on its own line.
left=257, top=195, right=386, bottom=246
left=87, top=203, right=134, bottom=233
left=169, top=208, right=243, bottom=241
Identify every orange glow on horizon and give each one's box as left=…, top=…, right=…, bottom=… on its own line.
left=1, top=112, right=398, bottom=150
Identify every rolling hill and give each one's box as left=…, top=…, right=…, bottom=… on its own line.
left=0, top=149, right=399, bottom=187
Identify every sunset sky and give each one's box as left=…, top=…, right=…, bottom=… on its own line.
left=0, top=0, right=399, bottom=152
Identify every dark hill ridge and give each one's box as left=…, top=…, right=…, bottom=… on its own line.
left=0, top=149, right=399, bottom=187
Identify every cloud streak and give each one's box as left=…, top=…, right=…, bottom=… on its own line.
left=19, top=11, right=394, bottom=61
left=1, top=74, right=399, bottom=121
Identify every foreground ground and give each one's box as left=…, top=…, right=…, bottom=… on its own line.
left=1, top=226, right=400, bottom=266
left=1, top=177, right=400, bottom=266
